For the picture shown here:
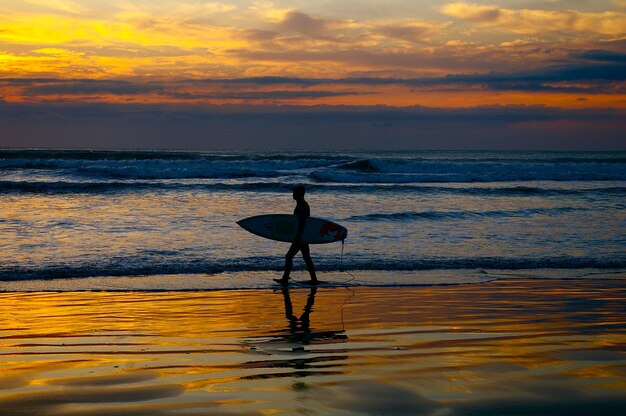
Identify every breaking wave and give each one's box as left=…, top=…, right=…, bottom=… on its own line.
left=345, top=206, right=592, bottom=222
left=1, top=180, right=625, bottom=197
left=1, top=256, right=625, bottom=281
left=2, top=150, right=625, bottom=183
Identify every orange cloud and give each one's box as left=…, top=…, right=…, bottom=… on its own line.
left=0, top=1, right=624, bottom=112
left=441, top=2, right=626, bottom=36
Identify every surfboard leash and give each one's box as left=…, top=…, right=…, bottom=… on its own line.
left=340, top=239, right=357, bottom=283
left=338, top=239, right=357, bottom=332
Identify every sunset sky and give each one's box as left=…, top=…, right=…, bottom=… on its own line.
left=1, top=0, right=625, bottom=149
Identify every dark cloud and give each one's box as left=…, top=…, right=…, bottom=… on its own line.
left=4, top=58, right=625, bottom=99
left=0, top=78, right=64, bottom=85
left=574, top=49, right=626, bottom=63
left=4, top=78, right=368, bottom=100
left=22, top=80, right=164, bottom=96
left=1, top=102, right=624, bottom=151
left=189, top=60, right=625, bottom=93
left=433, top=63, right=625, bottom=93
left=187, top=77, right=325, bottom=86
left=542, top=63, right=626, bottom=82
left=425, top=63, right=626, bottom=85
left=169, top=90, right=368, bottom=100
left=230, top=45, right=626, bottom=82
left=1, top=102, right=623, bottom=123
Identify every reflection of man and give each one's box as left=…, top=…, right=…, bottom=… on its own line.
left=279, top=287, right=349, bottom=345
left=281, top=286, right=317, bottom=344
left=274, top=186, right=318, bottom=285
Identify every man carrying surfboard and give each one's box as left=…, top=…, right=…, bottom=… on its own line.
left=274, top=186, right=318, bottom=285
left=237, top=187, right=346, bottom=284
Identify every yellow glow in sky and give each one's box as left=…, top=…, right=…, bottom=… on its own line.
left=0, top=1, right=625, bottom=108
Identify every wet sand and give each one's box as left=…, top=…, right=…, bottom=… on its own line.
left=1, top=279, right=626, bottom=415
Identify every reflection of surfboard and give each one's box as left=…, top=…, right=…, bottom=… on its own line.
left=237, top=214, right=347, bottom=244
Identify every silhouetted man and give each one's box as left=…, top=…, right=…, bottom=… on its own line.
left=274, top=186, right=318, bottom=284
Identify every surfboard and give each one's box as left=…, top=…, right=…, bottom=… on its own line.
left=237, top=214, right=348, bottom=244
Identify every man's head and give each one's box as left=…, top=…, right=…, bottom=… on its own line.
left=292, top=186, right=305, bottom=200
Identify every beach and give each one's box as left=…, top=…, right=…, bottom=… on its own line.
left=2, top=0, right=626, bottom=409
left=2, top=149, right=625, bottom=414
left=2, top=278, right=626, bottom=416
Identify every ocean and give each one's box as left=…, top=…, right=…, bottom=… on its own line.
left=1, top=149, right=625, bottom=290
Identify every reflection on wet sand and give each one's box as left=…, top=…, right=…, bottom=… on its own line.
left=1, top=279, right=626, bottom=415
left=240, top=287, right=349, bottom=380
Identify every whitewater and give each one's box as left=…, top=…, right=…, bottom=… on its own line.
left=1, top=149, right=625, bottom=290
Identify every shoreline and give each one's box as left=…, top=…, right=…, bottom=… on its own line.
left=2, top=278, right=626, bottom=415
left=1, top=268, right=624, bottom=292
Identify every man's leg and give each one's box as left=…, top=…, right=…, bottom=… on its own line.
left=300, top=244, right=318, bottom=282
left=276, top=243, right=300, bottom=283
